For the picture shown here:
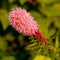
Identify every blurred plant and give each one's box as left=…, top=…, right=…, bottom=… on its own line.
left=12, top=0, right=22, bottom=7
left=23, top=0, right=47, bottom=18
left=46, top=0, right=60, bottom=7
left=0, top=0, right=60, bottom=60
left=0, top=22, right=30, bottom=60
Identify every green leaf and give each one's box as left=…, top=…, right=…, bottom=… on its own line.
left=0, top=9, right=9, bottom=30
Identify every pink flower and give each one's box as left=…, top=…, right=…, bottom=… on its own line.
left=9, top=8, right=38, bottom=36
left=9, top=8, right=48, bottom=44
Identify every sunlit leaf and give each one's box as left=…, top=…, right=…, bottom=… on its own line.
left=33, top=55, right=51, bottom=60
left=0, top=9, right=9, bottom=30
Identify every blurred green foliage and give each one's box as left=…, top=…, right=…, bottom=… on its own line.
left=0, top=0, right=60, bottom=60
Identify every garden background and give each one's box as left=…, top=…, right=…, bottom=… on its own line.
left=0, top=0, right=60, bottom=60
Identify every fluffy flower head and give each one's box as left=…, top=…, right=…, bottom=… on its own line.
left=9, top=8, right=38, bottom=36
